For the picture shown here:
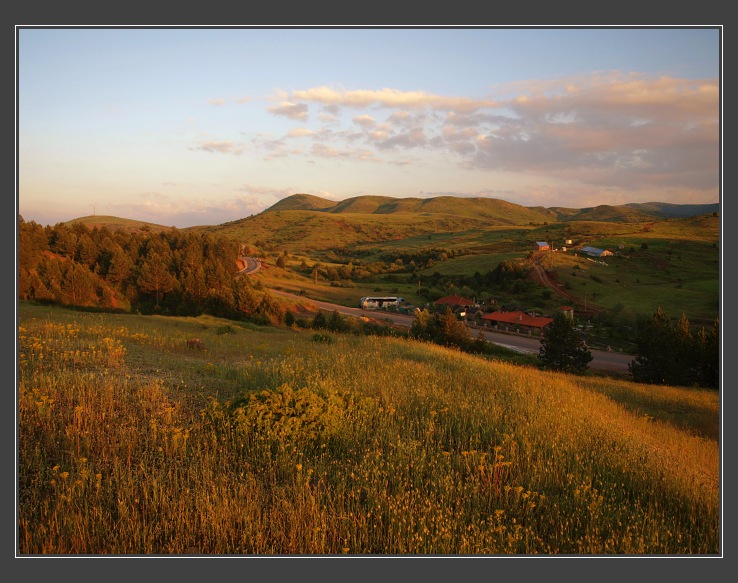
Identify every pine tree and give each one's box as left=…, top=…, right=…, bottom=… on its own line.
left=136, top=253, right=177, bottom=308
left=538, top=313, right=593, bottom=374
left=629, top=307, right=677, bottom=384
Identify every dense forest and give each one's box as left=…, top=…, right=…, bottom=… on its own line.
left=17, top=217, right=284, bottom=324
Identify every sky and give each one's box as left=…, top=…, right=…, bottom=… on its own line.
left=17, top=26, right=721, bottom=228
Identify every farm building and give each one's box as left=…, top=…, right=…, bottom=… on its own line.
left=535, top=242, right=550, bottom=251
left=559, top=305, right=575, bottom=319
left=580, top=246, right=613, bottom=257
left=434, top=295, right=475, bottom=309
left=481, top=311, right=554, bottom=335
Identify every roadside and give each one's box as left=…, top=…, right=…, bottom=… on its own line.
left=268, top=288, right=634, bottom=374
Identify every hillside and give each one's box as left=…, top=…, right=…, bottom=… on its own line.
left=17, top=303, right=720, bottom=554
left=265, top=193, right=337, bottom=212
left=549, top=202, right=720, bottom=223
left=625, top=201, right=720, bottom=218
left=64, top=215, right=175, bottom=234
left=265, top=194, right=559, bottom=224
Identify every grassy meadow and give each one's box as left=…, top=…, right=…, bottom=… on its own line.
left=17, top=302, right=719, bottom=555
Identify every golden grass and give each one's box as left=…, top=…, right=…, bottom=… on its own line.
left=17, top=303, right=720, bottom=555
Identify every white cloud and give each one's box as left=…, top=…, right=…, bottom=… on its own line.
left=352, top=114, right=376, bottom=128
left=192, top=140, right=244, bottom=155
left=288, top=86, right=499, bottom=113
left=268, top=101, right=309, bottom=120
left=287, top=128, right=314, bottom=138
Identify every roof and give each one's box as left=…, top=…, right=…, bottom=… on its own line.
left=481, top=311, right=554, bottom=328
left=434, top=295, right=475, bottom=307
left=535, top=241, right=549, bottom=247
left=559, top=305, right=574, bottom=311
left=581, top=246, right=605, bottom=255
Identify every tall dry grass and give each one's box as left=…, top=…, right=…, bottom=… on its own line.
left=17, top=304, right=719, bottom=554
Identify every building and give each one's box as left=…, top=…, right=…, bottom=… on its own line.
left=535, top=241, right=550, bottom=251
left=559, top=306, right=575, bottom=319
left=580, top=246, right=613, bottom=257
left=434, top=295, right=475, bottom=309
left=481, top=311, right=554, bottom=335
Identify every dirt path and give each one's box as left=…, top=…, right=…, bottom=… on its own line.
left=528, top=252, right=603, bottom=317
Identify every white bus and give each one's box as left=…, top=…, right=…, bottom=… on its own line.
left=359, top=296, right=404, bottom=310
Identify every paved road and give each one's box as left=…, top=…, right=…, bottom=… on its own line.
left=237, top=256, right=261, bottom=275
left=269, top=289, right=634, bottom=373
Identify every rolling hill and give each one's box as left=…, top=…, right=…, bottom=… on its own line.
left=265, top=194, right=558, bottom=224
left=58, top=196, right=720, bottom=254
left=64, top=215, right=176, bottom=234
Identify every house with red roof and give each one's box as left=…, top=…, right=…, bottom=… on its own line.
left=434, top=295, right=475, bottom=309
left=481, top=310, right=554, bottom=335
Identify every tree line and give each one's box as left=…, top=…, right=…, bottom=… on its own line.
left=628, top=307, right=719, bottom=389
left=17, top=217, right=284, bottom=324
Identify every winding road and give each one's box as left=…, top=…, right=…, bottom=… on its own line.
left=237, top=256, right=261, bottom=275
left=528, top=251, right=603, bottom=317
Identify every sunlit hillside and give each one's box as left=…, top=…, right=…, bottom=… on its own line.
left=17, top=303, right=719, bottom=555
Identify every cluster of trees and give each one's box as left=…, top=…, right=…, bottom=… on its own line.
left=410, top=307, right=487, bottom=353
left=378, top=248, right=458, bottom=270
left=629, top=308, right=719, bottom=389
left=536, top=307, right=719, bottom=387
left=17, top=217, right=284, bottom=324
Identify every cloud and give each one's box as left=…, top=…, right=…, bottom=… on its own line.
left=235, top=96, right=252, bottom=104
left=311, top=142, right=380, bottom=162
left=192, top=141, right=244, bottom=155
left=289, top=86, right=499, bottom=112
left=376, top=127, right=427, bottom=150
left=463, top=73, right=719, bottom=191
left=208, top=98, right=226, bottom=106
left=352, top=114, right=376, bottom=127
left=256, top=74, right=717, bottom=200
left=268, top=101, right=309, bottom=120
left=287, top=128, right=314, bottom=138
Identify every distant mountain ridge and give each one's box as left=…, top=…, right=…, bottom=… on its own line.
left=59, top=196, right=720, bottom=237
left=267, top=194, right=719, bottom=223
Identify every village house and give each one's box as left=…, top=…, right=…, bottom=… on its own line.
left=481, top=310, right=554, bottom=335
left=434, top=295, right=475, bottom=310
left=535, top=241, right=550, bottom=251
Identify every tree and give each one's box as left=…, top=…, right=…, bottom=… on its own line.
left=629, top=308, right=719, bottom=388
left=538, top=313, right=592, bottom=374
left=629, top=307, right=678, bottom=385
left=136, top=253, right=177, bottom=309
left=438, top=307, right=471, bottom=349
left=327, top=309, right=347, bottom=332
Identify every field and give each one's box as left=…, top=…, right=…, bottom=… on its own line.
left=17, top=303, right=720, bottom=555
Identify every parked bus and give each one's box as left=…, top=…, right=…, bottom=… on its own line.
left=359, top=296, right=404, bottom=310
